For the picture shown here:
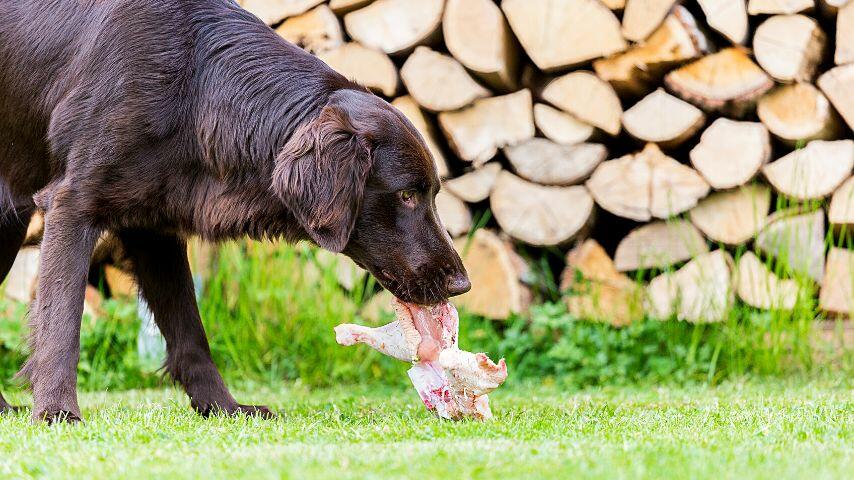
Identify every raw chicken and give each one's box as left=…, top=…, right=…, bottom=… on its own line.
left=334, top=299, right=507, bottom=420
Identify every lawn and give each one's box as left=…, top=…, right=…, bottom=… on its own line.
left=0, top=379, right=851, bottom=479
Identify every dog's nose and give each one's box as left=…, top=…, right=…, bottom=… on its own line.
left=446, top=272, right=471, bottom=296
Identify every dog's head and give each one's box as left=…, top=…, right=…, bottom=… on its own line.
left=273, top=89, right=470, bottom=305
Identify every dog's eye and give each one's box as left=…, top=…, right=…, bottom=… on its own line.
left=398, top=189, right=418, bottom=207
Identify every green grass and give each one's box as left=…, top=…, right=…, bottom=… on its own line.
left=0, top=379, right=851, bottom=479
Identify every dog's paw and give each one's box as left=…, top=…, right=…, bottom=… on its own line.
left=33, top=409, right=82, bottom=425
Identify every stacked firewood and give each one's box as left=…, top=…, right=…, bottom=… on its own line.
left=234, top=0, right=854, bottom=324
left=6, top=1, right=852, bottom=326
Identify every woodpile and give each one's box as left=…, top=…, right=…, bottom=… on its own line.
left=9, top=1, right=851, bottom=325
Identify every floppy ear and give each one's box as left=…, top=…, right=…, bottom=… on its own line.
left=272, top=104, right=373, bottom=252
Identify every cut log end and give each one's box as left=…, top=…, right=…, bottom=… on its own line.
left=401, top=47, right=491, bottom=112
left=435, top=191, right=472, bottom=238
left=757, top=83, right=840, bottom=146
left=541, top=71, right=622, bottom=136
left=690, top=119, right=771, bottom=189
left=318, top=43, right=398, bottom=97
left=343, top=0, right=444, bottom=55
left=533, top=104, right=594, bottom=145
left=503, top=139, right=607, bottom=186
left=820, top=248, right=854, bottom=316
left=736, top=252, right=801, bottom=310
left=622, top=89, right=706, bottom=147
left=275, top=4, right=343, bottom=54
left=755, top=209, right=826, bottom=282
left=390, top=96, right=450, bottom=178
left=817, top=65, right=854, bottom=132
left=443, top=163, right=502, bottom=204
left=621, top=0, right=679, bottom=42
left=689, top=185, right=772, bottom=246
left=614, top=220, right=709, bottom=272
left=753, top=14, right=826, bottom=83
left=761, top=140, right=854, bottom=201
left=646, top=250, right=734, bottom=323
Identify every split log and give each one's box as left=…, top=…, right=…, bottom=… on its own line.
left=390, top=96, right=450, bottom=178
left=757, top=83, right=841, bottom=146
left=561, top=239, right=643, bottom=326
left=753, top=14, right=826, bottom=83
left=452, top=229, right=531, bottom=320
left=104, top=265, right=137, bottom=299
left=443, top=0, right=519, bottom=91
left=359, top=289, right=395, bottom=322
left=275, top=4, right=343, bottom=54
left=603, top=0, right=627, bottom=9
left=614, top=220, right=709, bottom=272
left=400, top=47, right=491, bottom=112
left=696, top=0, right=749, bottom=45
left=437, top=89, right=535, bottom=166
left=747, top=0, right=814, bottom=15
left=443, top=163, right=502, bottom=203
left=541, top=71, right=623, bottom=136
left=533, top=103, right=594, bottom=145
left=646, top=250, right=734, bottom=323
left=501, top=0, right=626, bottom=71
left=689, top=119, right=771, bottom=189
left=689, top=185, right=772, bottom=245
left=621, top=89, right=706, bottom=147
left=736, top=251, right=800, bottom=310
left=23, top=210, right=44, bottom=246
left=820, top=247, right=854, bottom=315
left=755, top=209, right=826, bottom=282
left=828, top=176, right=854, bottom=226
left=621, top=0, right=679, bottom=42
left=435, top=190, right=472, bottom=238
left=317, top=43, right=398, bottom=97
left=490, top=171, right=594, bottom=246
left=343, top=0, right=443, bottom=55
left=586, top=143, right=710, bottom=221
left=593, top=7, right=708, bottom=98
left=818, top=65, right=854, bottom=131
left=836, top=2, right=854, bottom=65
left=4, top=247, right=39, bottom=304
left=239, top=0, right=324, bottom=25
left=664, top=48, right=774, bottom=116
left=329, top=0, right=374, bottom=15
left=315, top=250, right=366, bottom=291
left=762, top=140, right=854, bottom=201
left=504, top=139, right=607, bottom=186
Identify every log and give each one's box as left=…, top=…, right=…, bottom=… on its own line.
left=621, top=89, right=706, bottom=148
left=443, top=163, right=502, bottom=203
left=762, top=140, right=854, bottom=201
left=104, top=264, right=137, bottom=299
left=818, top=64, right=854, bottom=132
left=837, top=2, right=854, bottom=65
left=239, top=0, right=324, bottom=25
left=820, top=247, right=854, bottom=315
left=664, top=48, right=774, bottom=116
left=753, top=14, right=827, bottom=83
left=614, top=220, right=709, bottom=272
left=275, top=4, right=343, bottom=54
left=689, top=185, right=772, bottom=245
left=586, top=143, right=710, bottom=221
left=23, top=210, right=44, bottom=246
left=736, top=251, right=801, bottom=310
left=757, top=83, right=841, bottom=146
left=443, top=0, right=519, bottom=91
left=755, top=209, right=826, bottom=282
left=603, top=0, right=627, bottom=9
left=435, top=190, right=472, bottom=238
left=490, top=171, right=594, bottom=246
left=315, top=250, right=366, bottom=291
left=561, top=239, right=643, bottom=326
left=504, top=139, right=607, bottom=186
left=696, top=0, right=749, bottom=45
left=828, top=176, right=854, bottom=226
left=621, top=0, right=679, bottom=42
left=533, top=103, right=594, bottom=145
left=501, top=0, right=626, bottom=71
left=343, top=0, right=443, bottom=55
left=541, top=71, right=623, bottom=136
left=359, top=289, right=395, bottom=322
left=4, top=247, right=39, bottom=304
left=747, top=0, right=814, bottom=15
left=593, top=7, right=708, bottom=98
left=317, top=43, right=398, bottom=97
left=400, top=47, right=491, bottom=112
left=453, top=229, right=531, bottom=320
left=390, top=96, right=450, bottom=178
left=689, top=119, right=771, bottom=189
left=437, top=89, right=535, bottom=166
left=646, top=250, right=734, bottom=323
left=329, top=0, right=374, bottom=15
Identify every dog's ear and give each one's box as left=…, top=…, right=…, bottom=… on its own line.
left=272, top=103, right=373, bottom=252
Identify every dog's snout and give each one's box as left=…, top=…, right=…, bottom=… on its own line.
left=446, top=272, right=471, bottom=297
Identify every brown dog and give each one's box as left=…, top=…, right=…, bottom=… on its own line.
left=0, top=0, right=469, bottom=422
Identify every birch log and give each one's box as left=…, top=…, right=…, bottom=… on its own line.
left=400, top=47, right=490, bottom=112
left=736, top=251, right=800, bottom=310
left=818, top=65, right=854, bottom=131
left=757, top=83, right=841, bottom=146
left=390, top=96, right=450, bottom=178
left=689, top=119, right=771, bottom=189
left=755, top=209, right=826, bottom=282
left=753, top=14, right=826, bottom=83
left=622, top=89, right=706, bottom=147
left=761, top=140, right=854, bottom=201
left=541, top=71, right=623, bottom=136
left=689, top=185, right=772, bottom=245
left=318, top=43, right=398, bottom=96
left=614, top=220, right=709, bottom=272
left=344, top=0, right=443, bottom=55
left=533, top=104, right=595, bottom=145
left=504, top=140, right=606, bottom=186
left=444, top=163, right=502, bottom=203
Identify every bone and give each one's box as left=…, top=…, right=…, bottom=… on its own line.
left=335, top=298, right=507, bottom=420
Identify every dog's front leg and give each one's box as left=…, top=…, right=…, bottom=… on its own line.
left=20, top=187, right=100, bottom=423
left=119, top=230, right=275, bottom=419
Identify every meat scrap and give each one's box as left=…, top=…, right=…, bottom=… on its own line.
left=334, top=299, right=508, bottom=420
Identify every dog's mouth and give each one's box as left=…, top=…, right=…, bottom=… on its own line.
left=359, top=264, right=450, bottom=306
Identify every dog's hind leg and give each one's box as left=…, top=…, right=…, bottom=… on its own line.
left=118, top=229, right=275, bottom=419
left=0, top=189, right=33, bottom=414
